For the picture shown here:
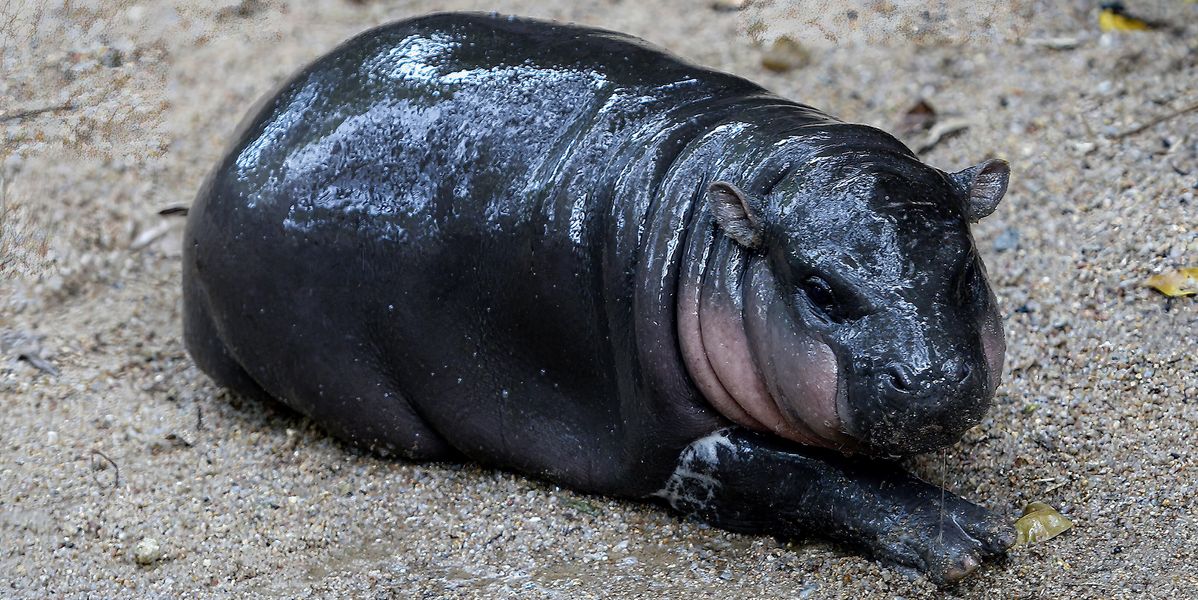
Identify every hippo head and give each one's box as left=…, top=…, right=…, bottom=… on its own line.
left=684, top=144, right=1009, bottom=456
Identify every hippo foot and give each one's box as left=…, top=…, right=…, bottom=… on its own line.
left=655, top=428, right=1013, bottom=585
left=867, top=483, right=1015, bottom=584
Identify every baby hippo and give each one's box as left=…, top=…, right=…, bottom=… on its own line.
left=183, top=12, right=1015, bottom=583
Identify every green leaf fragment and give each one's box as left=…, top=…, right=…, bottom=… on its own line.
left=1014, top=501, right=1073, bottom=545
left=561, top=497, right=602, bottom=516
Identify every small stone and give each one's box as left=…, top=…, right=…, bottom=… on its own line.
left=711, top=0, right=748, bottom=11
left=994, top=227, right=1021, bottom=253
left=100, top=47, right=123, bottom=68
left=798, top=582, right=820, bottom=599
left=132, top=538, right=162, bottom=565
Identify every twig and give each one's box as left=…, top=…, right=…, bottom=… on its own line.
left=1025, top=37, right=1081, bottom=50
left=90, top=448, right=120, bottom=489
left=1110, top=100, right=1198, bottom=140
left=18, top=353, right=58, bottom=376
left=0, top=102, right=75, bottom=123
left=129, top=221, right=172, bottom=251
left=913, top=118, right=970, bottom=154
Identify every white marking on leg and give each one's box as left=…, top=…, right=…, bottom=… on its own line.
left=651, top=428, right=736, bottom=511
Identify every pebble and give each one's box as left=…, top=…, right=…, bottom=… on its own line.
left=710, top=0, right=748, bottom=11
left=994, top=227, right=1021, bottom=253
left=133, top=538, right=162, bottom=565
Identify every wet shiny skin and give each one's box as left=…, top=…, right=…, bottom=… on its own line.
left=189, top=13, right=824, bottom=493
left=189, top=11, right=1004, bottom=484
left=185, top=13, right=1014, bottom=582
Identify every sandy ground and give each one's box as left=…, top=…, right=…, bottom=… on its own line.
left=1, top=0, right=1196, bottom=598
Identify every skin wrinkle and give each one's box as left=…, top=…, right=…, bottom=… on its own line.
left=681, top=235, right=849, bottom=447
left=676, top=211, right=762, bottom=429
left=698, top=245, right=793, bottom=436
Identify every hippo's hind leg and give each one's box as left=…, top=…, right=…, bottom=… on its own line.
left=281, top=347, right=460, bottom=462
left=184, top=278, right=456, bottom=461
left=183, top=278, right=271, bottom=403
left=655, top=428, right=1014, bottom=584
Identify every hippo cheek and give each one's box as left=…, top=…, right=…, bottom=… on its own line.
left=741, top=262, right=852, bottom=447
left=698, top=270, right=827, bottom=446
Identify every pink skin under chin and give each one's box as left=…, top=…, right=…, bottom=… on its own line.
left=677, top=279, right=766, bottom=430
left=677, top=264, right=848, bottom=449
left=699, top=283, right=830, bottom=446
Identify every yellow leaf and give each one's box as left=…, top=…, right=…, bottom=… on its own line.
left=1099, top=9, right=1153, bottom=32
left=1014, top=502, right=1073, bottom=546
left=1146, top=267, right=1198, bottom=297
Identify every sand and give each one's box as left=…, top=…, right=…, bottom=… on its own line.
left=1, top=1, right=1195, bottom=598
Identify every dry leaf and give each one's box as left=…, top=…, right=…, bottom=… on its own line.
left=761, top=37, right=810, bottom=73
left=899, top=99, right=937, bottom=137
left=1146, top=267, right=1198, bottom=297
left=1014, top=501, right=1073, bottom=545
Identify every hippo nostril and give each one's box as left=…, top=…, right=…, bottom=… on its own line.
left=941, top=359, right=971, bottom=385
left=954, top=362, right=972, bottom=384
left=882, top=363, right=915, bottom=394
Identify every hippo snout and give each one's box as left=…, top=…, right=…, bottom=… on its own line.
left=845, top=359, right=991, bottom=455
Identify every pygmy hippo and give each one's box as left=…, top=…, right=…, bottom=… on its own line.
left=183, top=13, right=1015, bottom=583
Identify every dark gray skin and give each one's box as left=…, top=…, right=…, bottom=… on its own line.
left=183, top=13, right=1015, bottom=583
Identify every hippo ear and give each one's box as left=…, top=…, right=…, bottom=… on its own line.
left=951, top=159, right=1010, bottom=222
left=707, top=181, right=763, bottom=248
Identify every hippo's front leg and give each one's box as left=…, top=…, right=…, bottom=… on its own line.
left=655, top=429, right=1015, bottom=584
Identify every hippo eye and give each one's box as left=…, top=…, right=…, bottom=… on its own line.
left=954, top=259, right=980, bottom=305
left=801, top=275, right=842, bottom=321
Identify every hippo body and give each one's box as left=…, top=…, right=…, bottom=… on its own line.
left=184, top=13, right=1014, bottom=582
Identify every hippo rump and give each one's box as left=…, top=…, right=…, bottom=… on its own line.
left=183, top=13, right=1015, bottom=583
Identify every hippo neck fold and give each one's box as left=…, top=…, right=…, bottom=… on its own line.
left=628, top=103, right=864, bottom=449
left=610, top=97, right=831, bottom=427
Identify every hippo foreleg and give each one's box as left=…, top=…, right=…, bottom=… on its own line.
left=654, top=428, right=1015, bottom=584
